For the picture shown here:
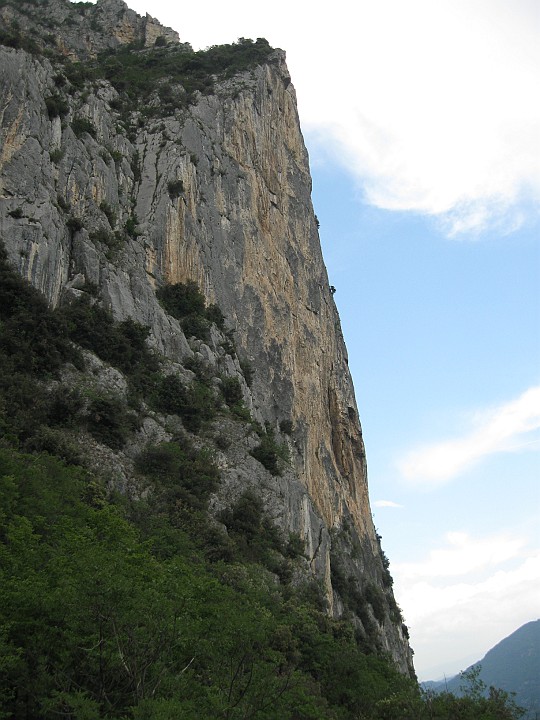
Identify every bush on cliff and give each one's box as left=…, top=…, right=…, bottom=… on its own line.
left=156, top=280, right=226, bottom=341
left=251, top=426, right=289, bottom=476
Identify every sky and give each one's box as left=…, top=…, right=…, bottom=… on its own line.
left=98, top=0, right=539, bottom=680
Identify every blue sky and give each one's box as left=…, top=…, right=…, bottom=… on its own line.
left=97, top=0, right=539, bottom=680
left=310, top=160, right=540, bottom=678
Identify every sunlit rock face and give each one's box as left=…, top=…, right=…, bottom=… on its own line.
left=0, top=0, right=413, bottom=674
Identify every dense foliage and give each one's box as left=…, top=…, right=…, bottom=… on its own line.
left=0, top=246, right=525, bottom=719
left=0, top=244, right=82, bottom=448
left=0, top=447, right=525, bottom=719
left=0, top=245, right=233, bottom=451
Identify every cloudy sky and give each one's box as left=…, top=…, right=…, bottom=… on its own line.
left=111, top=0, right=539, bottom=680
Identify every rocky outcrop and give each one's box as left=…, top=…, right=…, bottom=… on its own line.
left=0, top=0, right=414, bottom=674
left=0, top=0, right=184, bottom=60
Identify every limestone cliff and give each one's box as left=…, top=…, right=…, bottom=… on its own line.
left=0, top=0, right=413, bottom=674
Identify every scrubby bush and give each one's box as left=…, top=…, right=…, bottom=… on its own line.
left=135, top=439, right=219, bottom=511
left=206, top=302, right=225, bottom=330
left=66, top=216, right=84, bottom=233
left=108, top=148, right=123, bottom=164
left=219, top=489, right=285, bottom=560
left=156, top=281, right=227, bottom=342
left=90, top=228, right=125, bottom=260
left=220, top=489, right=265, bottom=542
left=25, top=426, right=82, bottom=465
left=124, top=214, right=139, bottom=238
left=250, top=426, right=289, bottom=475
left=49, top=147, right=64, bottom=163
left=59, top=297, right=159, bottom=386
left=376, top=534, right=394, bottom=588
left=156, top=280, right=205, bottom=319
left=45, top=93, right=69, bottom=118
left=180, top=312, right=211, bottom=341
left=167, top=179, right=184, bottom=198
left=0, top=25, right=40, bottom=53
left=183, top=355, right=215, bottom=383
left=280, top=418, right=293, bottom=435
left=56, top=195, right=70, bottom=212
left=71, top=116, right=96, bottom=138
left=90, top=227, right=114, bottom=245
left=73, top=1, right=93, bottom=12
left=220, top=376, right=243, bottom=407
left=99, top=200, right=116, bottom=226
left=85, top=394, right=136, bottom=449
left=365, top=583, right=386, bottom=624
left=46, top=386, right=82, bottom=426
left=285, top=532, right=305, bottom=558
left=0, top=242, right=80, bottom=379
left=150, top=373, right=217, bottom=433
left=219, top=376, right=251, bottom=420
left=239, top=358, right=254, bottom=386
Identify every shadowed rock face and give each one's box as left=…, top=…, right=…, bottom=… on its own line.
left=0, top=0, right=414, bottom=674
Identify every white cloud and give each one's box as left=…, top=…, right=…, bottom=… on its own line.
left=393, top=534, right=540, bottom=679
left=397, top=531, right=526, bottom=580
left=298, top=0, right=540, bottom=236
left=374, top=500, right=403, bottom=508
left=398, top=385, right=540, bottom=486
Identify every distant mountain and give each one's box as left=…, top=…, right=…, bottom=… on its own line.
left=424, top=620, right=540, bottom=717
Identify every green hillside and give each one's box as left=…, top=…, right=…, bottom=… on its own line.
left=425, top=622, right=539, bottom=719
left=480, top=621, right=540, bottom=712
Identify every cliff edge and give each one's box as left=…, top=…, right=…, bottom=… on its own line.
left=0, top=0, right=413, bottom=675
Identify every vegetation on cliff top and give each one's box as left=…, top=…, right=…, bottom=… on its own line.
left=66, top=37, right=275, bottom=114
left=0, top=5, right=275, bottom=113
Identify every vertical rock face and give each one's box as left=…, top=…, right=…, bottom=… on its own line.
left=0, top=0, right=413, bottom=674
left=142, top=55, right=372, bottom=535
